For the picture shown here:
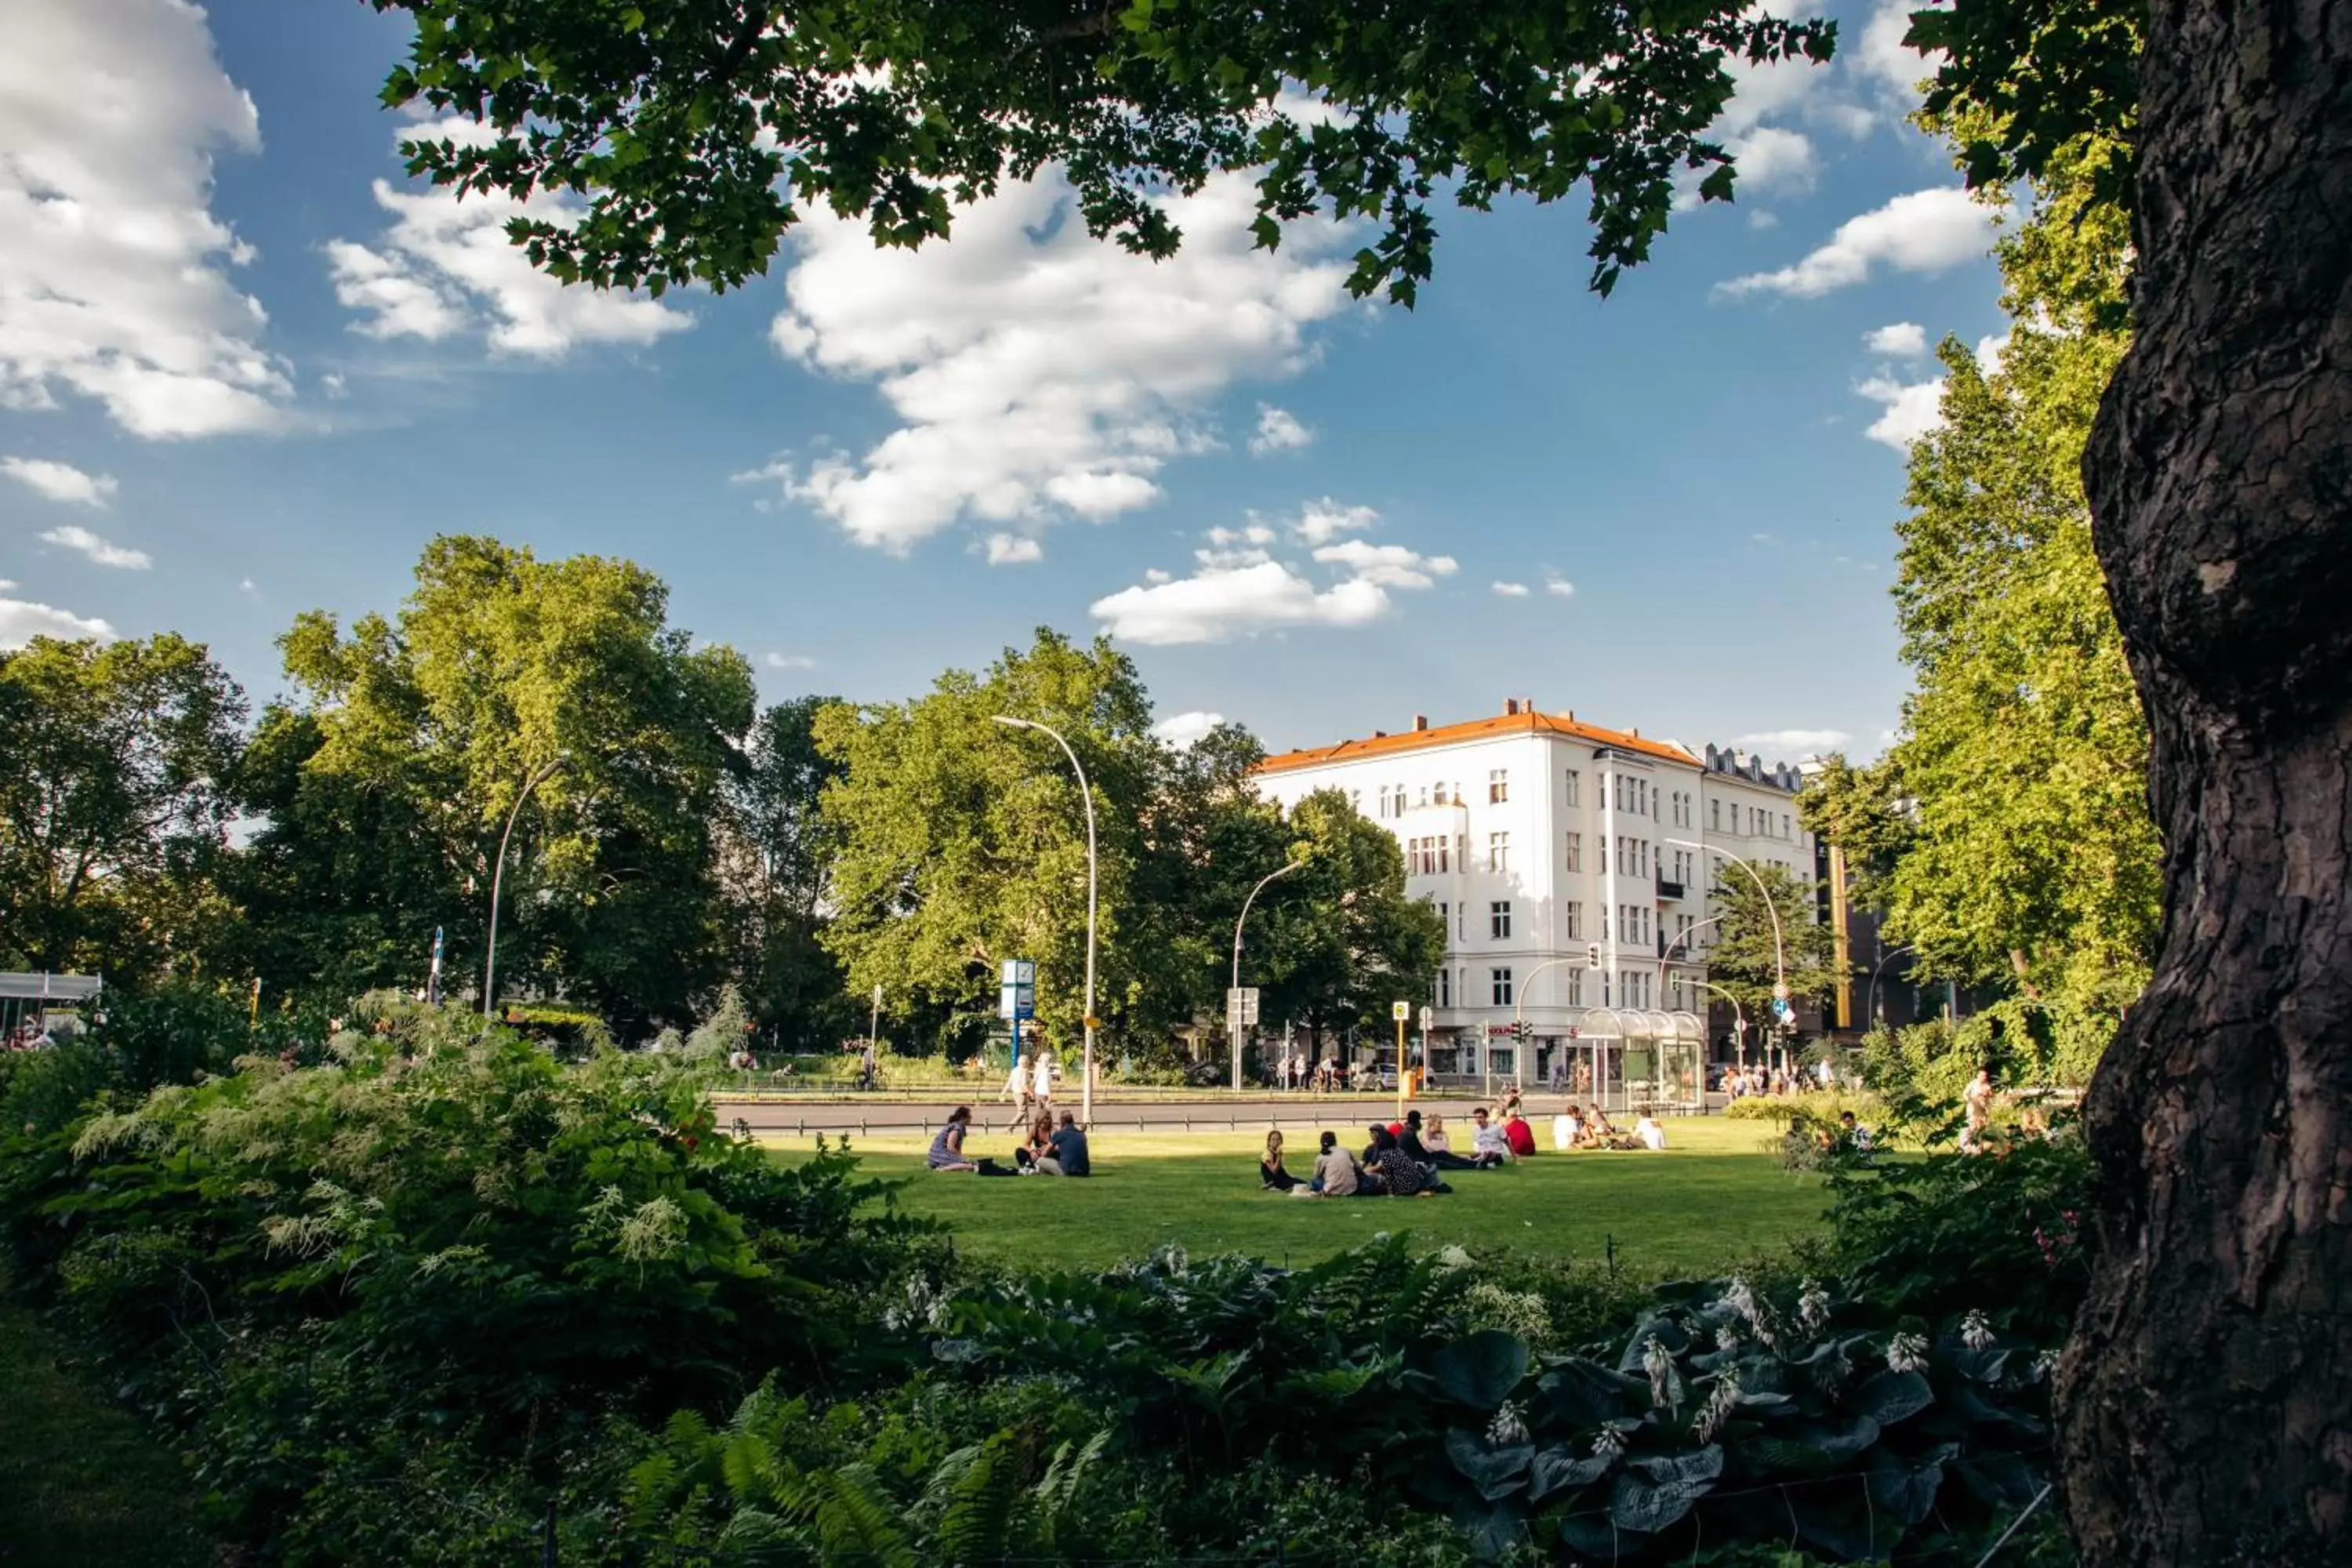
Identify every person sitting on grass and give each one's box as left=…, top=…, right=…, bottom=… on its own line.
left=1468, top=1108, right=1512, bottom=1167
left=1360, top=1122, right=1389, bottom=1167
left=1504, top=1107, right=1538, bottom=1159
left=1366, top=1126, right=1445, bottom=1197
left=1398, top=1109, right=1433, bottom=1162
left=1261, top=1130, right=1302, bottom=1191
left=1635, top=1112, right=1668, bottom=1152
left=1014, top=1111, right=1055, bottom=1172
left=1309, top=1130, right=1361, bottom=1196
left=1553, top=1102, right=1581, bottom=1151
left=927, top=1105, right=978, bottom=1171
left=1836, top=1109, right=1876, bottom=1158
left=1421, top=1113, right=1478, bottom=1170
left=1040, top=1111, right=1091, bottom=1177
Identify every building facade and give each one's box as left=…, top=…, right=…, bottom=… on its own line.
left=1254, top=700, right=1817, bottom=1102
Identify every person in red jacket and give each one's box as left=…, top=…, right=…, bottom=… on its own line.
left=1503, top=1109, right=1538, bottom=1159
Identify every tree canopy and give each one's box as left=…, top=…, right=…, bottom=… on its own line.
left=0, top=635, right=245, bottom=975
left=372, top=0, right=1832, bottom=303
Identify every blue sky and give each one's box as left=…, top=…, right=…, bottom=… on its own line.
left=0, top=0, right=2008, bottom=764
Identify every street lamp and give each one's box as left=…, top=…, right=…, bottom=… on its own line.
left=1867, top=942, right=1915, bottom=1029
left=1655, top=913, right=1726, bottom=994
left=1693, top=979, right=1750, bottom=1069
left=993, top=715, right=1098, bottom=1127
left=483, top=755, right=567, bottom=1020
left=1229, top=857, right=1303, bottom=1091
left=1512, top=956, right=1581, bottom=1092
left=1665, top=837, right=1785, bottom=1008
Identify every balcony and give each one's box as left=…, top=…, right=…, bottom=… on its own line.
left=1656, top=877, right=1686, bottom=901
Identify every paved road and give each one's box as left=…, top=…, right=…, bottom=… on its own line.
left=718, top=1093, right=1499, bottom=1137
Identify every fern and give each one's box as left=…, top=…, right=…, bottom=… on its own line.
left=931, top=1436, right=1022, bottom=1563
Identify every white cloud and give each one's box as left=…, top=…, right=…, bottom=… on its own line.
left=1544, top=576, right=1575, bottom=598
left=1728, top=127, right=1818, bottom=198
left=985, top=533, right=1043, bottom=566
left=319, top=372, right=347, bottom=398
left=1855, top=331, right=2009, bottom=449
left=0, top=590, right=113, bottom=647
left=1291, top=497, right=1380, bottom=545
left=1152, top=710, right=1227, bottom=749
left=328, top=131, right=693, bottom=358
left=238, top=577, right=257, bottom=594
left=2, top=456, right=116, bottom=506
left=1249, top=404, right=1312, bottom=453
left=1732, top=728, right=1853, bottom=754
left=1491, top=581, right=1531, bottom=598
left=750, top=170, right=1355, bottom=552
left=1091, top=561, right=1388, bottom=645
left=763, top=652, right=817, bottom=670
left=38, top=524, right=150, bottom=569
left=1859, top=0, right=1947, bottom=97
left=0, top=0, right=291, bottom=437
left=1310, top=540, right=1459, bottom=590
left=1717, top=187, right=2000, bottom=299
left=1865, top=321, right=1929, bottom=357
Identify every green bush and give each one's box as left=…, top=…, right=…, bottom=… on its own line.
left=0, top=1000, right=937, bottom=1563
left=1820, top=1133, right=2091, bottom=1343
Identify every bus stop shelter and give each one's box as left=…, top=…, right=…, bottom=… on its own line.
left=1561, top=1007, right=1708, bottom=1113
left=1, top=971, right=103, bottom=1046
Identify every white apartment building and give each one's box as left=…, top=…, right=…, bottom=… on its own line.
left=1253, top=699, right=1817, bottom=1105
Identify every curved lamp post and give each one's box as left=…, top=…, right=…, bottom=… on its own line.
left=1655, top=912, right=1726, bottom=995
left=483, top=755, right=567, bottom=1020
left=993, top=716, right=1098, bottom=1127
left=1229, top=857, right=1303, bottom=1091
left=1867, top=942, right=1915, bottom=1029
left=1511, top=955, right=1581, bottom=1093
left=1665, top=837, right=1786, bottom=1007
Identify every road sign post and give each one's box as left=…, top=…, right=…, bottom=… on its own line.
left=1225, top=986, right=1260, bottom=1091
left=1392, top=1000, right=1410, bottom=1116
left=998, top=960, right=1035, bottom=1065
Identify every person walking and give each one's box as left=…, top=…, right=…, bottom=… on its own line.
left=1962, top=1065, right=1995, bottom=1152
left=1032, top=1049, right=1054, bottom=1112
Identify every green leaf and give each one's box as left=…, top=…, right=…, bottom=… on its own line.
left=1431, top=1330, right=1530, bottom=1409
left=1606, top=1467, right=1708, bottom=1534
left=1852, top=1368, right=1935, bottom=1426
left=1527, top=1443, right=1613, bottom=1502
left=1445, top=1428, right=1534, bottom=1501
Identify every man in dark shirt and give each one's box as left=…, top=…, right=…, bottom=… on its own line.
left=1040, top=1111, right=1091, bottom=1177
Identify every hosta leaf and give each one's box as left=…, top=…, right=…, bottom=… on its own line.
left=1450, top=1498, right=1528, bottom=1563
left=1607, top=1468, right=1708, bottom=1534
left=1629, top=1444, right=1722, bottom=1486
left=1792, top=1414, right=1882, bottom=1462
left=1431, top=1330, right=1530, bottom=1409
left=1445, top=1428, right=1534, bottom=1500
left=1738, top=1435, right=1839, bottom=1477
left=1527, top=1443, right=1613, bottom=1502
left=1853, top=1367, right=1935, bottom=1426
left=1560, top=1509, right=1647, bottom=1561
left=1536, top=1359, right=1646, bottom=1430
left=1865, top=1441, right=1957, bottom=1526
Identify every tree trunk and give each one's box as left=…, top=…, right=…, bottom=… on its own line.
left=2063, top=0, right=2352, bottom=1562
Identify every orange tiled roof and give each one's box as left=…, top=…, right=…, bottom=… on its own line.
left=1256, top=709, right=1699, bottom=774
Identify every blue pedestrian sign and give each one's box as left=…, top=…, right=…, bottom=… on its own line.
left=998, top=959, right=1036, bottom=1021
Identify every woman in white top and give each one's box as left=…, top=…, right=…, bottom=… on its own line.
left=1553, top=1105, right=1581, bottom=1150
left=1635, top=1114, right=1667, bottom=1152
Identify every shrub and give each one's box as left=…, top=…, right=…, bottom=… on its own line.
left=1, top=1001, right=937, bottom=1563
left=1820, top=1132, right=2092, bottom=1343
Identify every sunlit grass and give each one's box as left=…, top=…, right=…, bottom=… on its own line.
left=775, top=1116, right=1823, bottom=1273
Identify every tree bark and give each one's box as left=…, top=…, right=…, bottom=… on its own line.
left=2063, top=0, right=2352, bottom=1562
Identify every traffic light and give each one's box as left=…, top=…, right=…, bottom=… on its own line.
left=1585, top=942, right=1601, bottom=968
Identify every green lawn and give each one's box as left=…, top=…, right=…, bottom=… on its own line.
left=780, top=1116, right=1826, bottom=1272
left=0, top=1291, right=209, bottom=1568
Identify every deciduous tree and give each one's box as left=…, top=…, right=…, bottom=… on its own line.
left=358, top=0, right=2352, bottom=1555
left=0, top=635, right=244, bottom=976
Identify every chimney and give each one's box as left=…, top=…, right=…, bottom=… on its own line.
left=1504, top=698, right=1520, bottom=716
left=1413, top=714, right=1429, bottom=732
left=1373, top=730, right=1388, bottom=739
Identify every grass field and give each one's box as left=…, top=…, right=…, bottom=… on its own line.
left=777, top=1116, right=1826, bottom=1273
left=0, top=1290, right=208, bottom=1568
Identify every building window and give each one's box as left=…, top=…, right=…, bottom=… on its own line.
left=1565, top=769, right=1581, bottom=807
left=1490, top=901, right=1512, bottom=939
left=1436, top=901, right=1449, bottom=935
left=1437, top=967, right=1452, bottom=1007
left=1565, top=969, right=1584, bottom=1005
left=1670, top=974, right=1686, bottom=1010
left=1349, top=788, right=1361, bottom=811
left=1784, top=812, right=1792, bottom=839
left=1565, top=831, right=1582, bottom=872
left=1432, top=783, right=1447, bottom=805
left=1601, top=971, right=1612, bottom=1005
left=1492, top=967, right=1514, bottom=1007
left=1564, top=901, right=1582, bottom=939
left=1711, top=797, right=1721, bottom=831
left=1488, top=768, right=1509, bottom=804
left=1488, top=833, right=1511, bottom=873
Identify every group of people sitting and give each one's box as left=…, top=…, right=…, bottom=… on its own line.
left=927, top=1104, right=1092, bottom=1177
left=1257, top=1105, right=1536, bottom=1197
